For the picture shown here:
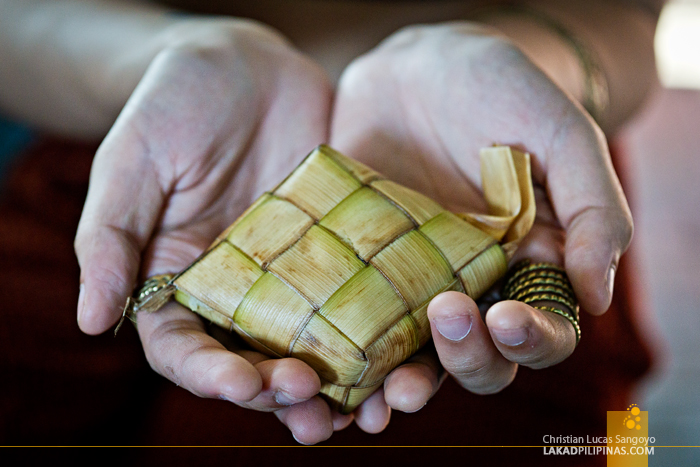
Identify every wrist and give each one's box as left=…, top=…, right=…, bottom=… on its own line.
left=476, top=14, right=587, bottom=105
left=97, top=17, right=290, bottom=119
left=467, top=5, right=610, bottom=124
left=385, top=20, right=585, bottom=103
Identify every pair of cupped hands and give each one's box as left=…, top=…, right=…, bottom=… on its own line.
left=74, top=19, right=632, bottom=444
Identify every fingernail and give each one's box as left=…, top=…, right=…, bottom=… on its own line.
left=77, top=283, right=86, bottom=324
left=491, top=327, right=528, bottom=346
left=606, top=264, right=617, bottom=297
left=275, top=391, right=305, bottom=406
left=434, top=315, right=472, bottom=341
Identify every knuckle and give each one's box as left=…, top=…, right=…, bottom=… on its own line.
left=619, top=211, right=634, bottom=250
left=447, top=355, right=511, bottom=393
left=448, top=356, right=491, bottom=379
left=93, top=265, right=132, bottom=297
left=452, top=359, right=517, bottom=395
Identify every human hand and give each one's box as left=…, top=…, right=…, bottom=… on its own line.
left=330, top=23, right=632, bottom=419
left=74, top=19, right=355, bottom=444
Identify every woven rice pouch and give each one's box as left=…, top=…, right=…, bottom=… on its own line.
left=130, top=145, right=536, bottom=413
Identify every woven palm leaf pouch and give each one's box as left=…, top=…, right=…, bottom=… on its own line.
left=128, top=145, right=536, bottom=413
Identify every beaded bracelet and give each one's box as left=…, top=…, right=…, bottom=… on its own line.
left=502, top=260, right=581, bottom=345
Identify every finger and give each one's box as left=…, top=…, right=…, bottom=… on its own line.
left=136, top=301, right=262, bottom=403
left=564, top=204, right=631, bottom=315
left=353, top=388, right=391, bottom=434
left=545, top=115, right=633, bottom=316
left=239, top=358, right=321, bottom=412
left=510, top=188, right=566, bottom=266
left=332, top=411, right=355, bottom=432
left=428, top=291, right=517, bottom=394
left=383, top=347, right=443, bottom=413
left=498, top=211, right=577, bottom=367
left=75, top=125, right=169, bottom=335
left=274, top=397, right=334, bottom=445
left=485, top=300, right=576, bottom=369
left=207, top=329, right=325, bottom=409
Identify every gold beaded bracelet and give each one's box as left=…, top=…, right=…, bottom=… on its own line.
left=503, top=260, right=581, bottom=345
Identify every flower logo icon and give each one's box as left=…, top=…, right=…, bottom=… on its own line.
left=623, top=404, right=642, bottom=430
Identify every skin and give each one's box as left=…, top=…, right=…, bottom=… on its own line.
left=0, top=0, right=657, bottom=445
left=328, top=23, right=632, bottom=422
left=75, top=22, right=632, bottom=441
left=74, top=20, right=349, bottom=443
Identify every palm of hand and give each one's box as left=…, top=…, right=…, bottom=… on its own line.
left=135, top=44, right=333, bottom=277
left=76, top=24, right=345, bottom=443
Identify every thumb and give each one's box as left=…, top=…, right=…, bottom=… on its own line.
left=75, top=128, right=168, bottom=335
left=547, top=116, right=633, bottom=316
left=564, top=205, right=632, bottom=316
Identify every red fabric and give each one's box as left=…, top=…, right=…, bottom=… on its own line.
left=0, top=138, right=651, bottom=463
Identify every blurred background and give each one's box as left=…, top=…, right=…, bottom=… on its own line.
left=616, top=0, right=700, bottom=463
left=0, top=0, right=698, bottom=459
